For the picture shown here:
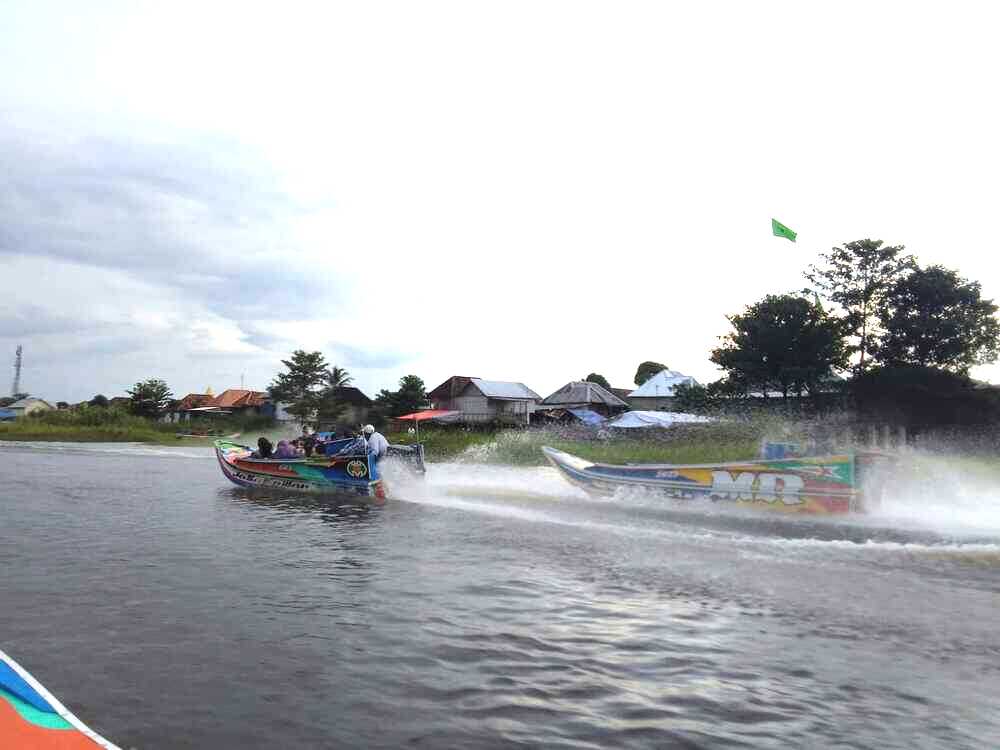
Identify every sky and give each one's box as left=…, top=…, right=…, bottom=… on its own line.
left=2, top=1, right=1000, bottom=403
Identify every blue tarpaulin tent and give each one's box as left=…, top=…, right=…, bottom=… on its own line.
left=567, top=408, right=606, bottom=426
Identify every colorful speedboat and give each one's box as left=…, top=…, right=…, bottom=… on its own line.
left=1, top=648, right=120, bottom=749
left=542, top=446, right=889, bottom=514
left=214, top=438, right=425, bottom=500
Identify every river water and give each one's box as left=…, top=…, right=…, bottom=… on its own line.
left=2, top=441, right=1000, bottom=749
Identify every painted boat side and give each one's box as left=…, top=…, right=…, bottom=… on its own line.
left=214, top=441, right=384, bottom=498
left=542, top=446, right=864, bottom=514
left=0, top=648, right=121, bottom=749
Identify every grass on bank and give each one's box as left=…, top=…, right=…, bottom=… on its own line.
left=389, top=421, right=768, bottom=466
left=0, top=407, right=275, bottom=445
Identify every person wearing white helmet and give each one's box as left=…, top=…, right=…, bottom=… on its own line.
left=363, top=423, right=389, bottom=461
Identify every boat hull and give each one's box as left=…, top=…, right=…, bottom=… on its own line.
left=1, top=648, right=120, bottom=749
left=215, top=440, right=385, bottom=500
left=542, top=446, right=881, bottom=514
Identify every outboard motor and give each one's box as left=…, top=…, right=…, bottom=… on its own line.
left=386, top=443, right=427, bottom=476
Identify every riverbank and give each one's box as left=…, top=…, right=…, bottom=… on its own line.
left=389, top=423, right=766, bottom=466
left=0, top=408, right=271, bottom=446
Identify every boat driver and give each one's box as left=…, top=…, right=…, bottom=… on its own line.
left=363, top=424, right=389, bottom=462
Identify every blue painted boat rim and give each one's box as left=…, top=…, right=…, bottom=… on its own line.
left=0, top=648, right=121, bottom=749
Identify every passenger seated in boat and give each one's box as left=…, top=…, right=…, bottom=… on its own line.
left=273, top=439, right=299, bottom=459
left=298, top=429, right=317, bottom=457
left=252, top=437, right=274, bottom=459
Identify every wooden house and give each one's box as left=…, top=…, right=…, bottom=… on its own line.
left=428, top=376, right=541, bottom=426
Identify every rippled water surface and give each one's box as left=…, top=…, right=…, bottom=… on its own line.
left=3, top=441, right=1000, bottom=748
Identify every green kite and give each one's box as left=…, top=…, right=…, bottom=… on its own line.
left=772, top=218, right=797, bottom=242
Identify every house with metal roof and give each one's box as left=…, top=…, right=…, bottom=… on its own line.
left=6, top=398, right=54, bottom=418
left=628, top=369, right=700, bottom=411
left=539, top=381, right=629, bottom=417
left=428, top=376, right=542, bottom=426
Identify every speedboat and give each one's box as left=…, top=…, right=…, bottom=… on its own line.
left=542, top=446, right=890, bottom=514
left=214, top=437, right=425, bottom=500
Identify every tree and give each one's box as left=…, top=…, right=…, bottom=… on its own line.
left=89, top=394, right=109, bottom=408
left=584, top=373, right=611, bottom=390
left=711, top=294, right=849, bottom=401
left=56, top=401, right=70, bottom=409
left=315, top=365, right=354, bottom=427
left=804, top=239, right=915, bottom=372
left=672, top=379, right=747, bottom=412
left=268, top=350, right=329, bottom=425
left=876, top=265, right=1000, bottom=373
left=374, top=375, right=428, bottom=419
left=634, top=361, right=667, bottom=386
left=851, top=365, right=1000, bottom=426
left=127, top=379, right=173, bottom=419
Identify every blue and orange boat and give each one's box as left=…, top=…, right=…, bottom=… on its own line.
left=214, top=438, right=425, bottom=500
left=1, top=648, right=120, bottom=749
left=542, top=446, right=890, bottom=514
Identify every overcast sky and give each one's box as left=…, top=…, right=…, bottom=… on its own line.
left=3, top=1, right=1000, bottom=403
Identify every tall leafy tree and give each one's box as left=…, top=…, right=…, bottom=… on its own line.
left=805, top=239, right=915, bottom=372
left=374, top=375, right=428, bottom=419
left=89, top=394, right=109, bottom=408
left=876, top=265, right=1000, bottom=372
left=711, top=294, right=848, bottom=401
left=268, top=350, right=329, bottom=425
left=584, top=373, right=611, bottom=390
left=634, top=361, right=667, bottom=386
left=127, top=379, right=173, bottom=419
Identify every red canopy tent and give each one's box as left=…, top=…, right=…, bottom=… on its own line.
left=392, top=409, right=461, bottom=437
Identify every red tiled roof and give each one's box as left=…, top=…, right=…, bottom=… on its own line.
left=210, top=389, right=269, bottom=408
left=176, top=393, right=214, bottom=411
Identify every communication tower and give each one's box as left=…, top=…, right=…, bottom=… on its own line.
left=12, top=345, right=22, bottom=396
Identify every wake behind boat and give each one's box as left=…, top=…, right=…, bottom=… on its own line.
left=0, top=648, right=120, bottom=749
left=542, top=446, right=890, bottom=514
left=215, top=437, right=425, bottom=500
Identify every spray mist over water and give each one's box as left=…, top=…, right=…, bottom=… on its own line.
left=869, top=448, right=1000, bottom=537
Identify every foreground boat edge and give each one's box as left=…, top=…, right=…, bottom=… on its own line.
left=0, top=648, right=121, bottom=749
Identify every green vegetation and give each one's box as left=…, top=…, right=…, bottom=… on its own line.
left=268, top=350, right=357, bottom=429
left=390, top=422, right=766, bottom=466
left=0, top=406, right=275, bottom=444
left=584, top=373, right=611, bottom=390
left=373, top=375, right=428, bottom=425
left=127, top=378, right=174, bottom=419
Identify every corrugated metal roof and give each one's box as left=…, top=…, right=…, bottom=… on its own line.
left=541, top=381, right=628, bottom=407
left=470, top=379, right=541, bottom=401
left=628, top=370, right=699, bottom=398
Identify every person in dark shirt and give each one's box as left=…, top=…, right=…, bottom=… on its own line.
left=254, top=437, right=273, bottom=459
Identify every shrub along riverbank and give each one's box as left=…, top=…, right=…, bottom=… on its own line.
left=389, top=421, right=770, bottom=467
left=0, top=406, right=275, bottom=445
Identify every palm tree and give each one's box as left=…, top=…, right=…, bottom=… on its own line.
left=327, top=366, right=353, bottom=388
left=316, top=365, right=353, bottom=427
